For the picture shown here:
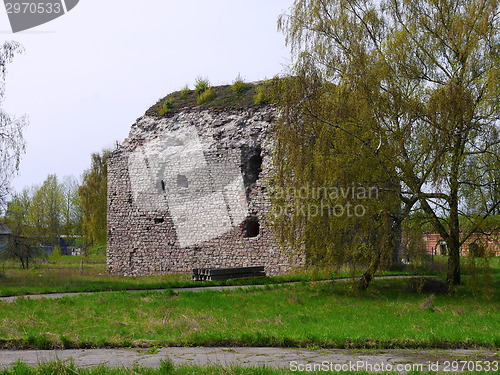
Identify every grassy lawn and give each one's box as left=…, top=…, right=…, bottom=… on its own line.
left=0, top=254, right=423, bottom=297
left=0, top=255, right=189, bottom=297
left=0, top=261, right=498, bottom=350
left=0, top=255, right=497, bottom=350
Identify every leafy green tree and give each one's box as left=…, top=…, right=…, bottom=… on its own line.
left=4, top=186, right=33, bottom=237
left=3, top=235, right=38, bottom=269
left=276, top=0, right=500, bottom=285
left=61, top=175, right=82, bottom=236
left=0, top=41, right=27, bottom=210
left=27, top=174, right=65, bottom=245
left=3, top=187, right=38, bottom=268
left=78, top=150, right=110, bottom=247
left=3, top=175, right=81, bottom=267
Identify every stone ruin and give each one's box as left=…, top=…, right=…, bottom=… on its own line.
left=107, top=102, right=304, bottom=276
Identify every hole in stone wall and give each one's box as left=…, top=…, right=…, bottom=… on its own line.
left=247, top=154, right=262, bottom=185
left=161, top=180, right=166, bottom=192
left=154, top=218, right=164, bottom=224
left=177, top=174, right=189, bottom=188
left=243, top=215, right=260, bottom=238
left=241, top=147, right=263, bottom=200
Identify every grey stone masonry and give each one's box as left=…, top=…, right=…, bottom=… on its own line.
left=107, top=105, right=304, bottom=276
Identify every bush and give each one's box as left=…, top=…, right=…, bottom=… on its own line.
left=194, top=77, right=210, bottom=95
left=465, top=255, right=494, bottom=300
left=254, top=84, right=272, bottom=105
left=197, top=87, right=215, bottom=104
left=405, top=277, right=449, bottom=294
left=3, top=236, right=41, bottom=269
left=49, top=246, right=62, bottom=260
left=179, top=84, right=190, bottom=99
left=231, top=74, right=248, bottom=94
left=158, top=98, right=173, bottom=115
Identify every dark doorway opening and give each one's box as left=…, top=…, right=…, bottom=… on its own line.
left=243, top=215, right=260, bottom=238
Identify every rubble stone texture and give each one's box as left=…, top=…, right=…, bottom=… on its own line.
left=107, top=105, right=305, bottom=276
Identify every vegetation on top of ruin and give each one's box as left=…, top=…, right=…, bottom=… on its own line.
left=145, top=80, right=273, bottom=116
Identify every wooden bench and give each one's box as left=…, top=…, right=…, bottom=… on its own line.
left=192, top=266, right=265, bottom=281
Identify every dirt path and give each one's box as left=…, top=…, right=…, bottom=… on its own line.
left=0, top=347, right=498, bottom=372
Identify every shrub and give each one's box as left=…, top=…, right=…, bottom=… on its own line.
left=179, top=84, right=190, bottom=99
left=465, top=254, right=494, bottom=300
left=48, top=246, right=62, bottom=262
left=254, top=84, right=271, bottom=105
left=405, top=277, right=449, bottom=294
left=197, top=87, right=215, bottom=104
left=194, top=77, right=210, bottom=95
left=158, top=98, right=173, bottom=115
left=231, top=74, right=248, bottom=94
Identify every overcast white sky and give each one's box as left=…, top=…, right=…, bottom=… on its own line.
left=0, top=0, right=293, bottom=192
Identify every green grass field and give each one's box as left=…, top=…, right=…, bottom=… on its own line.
left=0, top=254, right=423, bottom=297
left=0, top=269, right=498, bottom=350
left=0, top=255, right=498, bottom=351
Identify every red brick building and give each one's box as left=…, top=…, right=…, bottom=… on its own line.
left=422, top=232, right=500, bottom=257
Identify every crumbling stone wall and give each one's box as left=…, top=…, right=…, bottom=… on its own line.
left=107, top=105, right=304, bottom=276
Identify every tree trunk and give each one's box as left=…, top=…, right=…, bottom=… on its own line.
left=447, top=193, right=461, bottom=285
left=358, top=251, right=381, bottom=290
left=447, top=141, right=462, bottom=286
left=447, top=233, right=461, bottom=285
left=392, top=215, right=402, bottom=266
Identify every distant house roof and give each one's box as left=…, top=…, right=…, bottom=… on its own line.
left=0, top=223, right=12, bottom=236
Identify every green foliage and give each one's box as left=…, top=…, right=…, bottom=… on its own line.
left=465, top=254, right=494, bottom=300
left=231, top=74, right=248, bottom=94
left=402, top=213, right=432, bottom=264
left=253, top=84, right=271, bottom=105
left=4, top=187, right=33, bottom=237
left=61, top=176, right=82, bottom=236
left=270, top=77, right=397, bottom=289
left=277, top=0, right=500, bottom=286
left=2, top=173, right=82, bottom=269
left=146, top=83, right=275, bottom=115
left=26, top=174, right=65, bottom=245
left=179, top=84, right=190, bottom=99
left=1, top=236, right=39, bottom=269
left=4, top=176, right=82, bottom=253
left=78, top=150, right=110, bottom=246
left=158, top=98, right=173, bottom=115
left=194, top=77, right=210, bottom=95
left=147, top=346, right=160, bottom=354
left=89, top=245, right=106, bottom=256
left=196, top=87, right=215, bottom=105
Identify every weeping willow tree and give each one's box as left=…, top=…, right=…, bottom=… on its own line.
left=273, top=0, right=500, bottom=286
left=270, top=74, right=401, bottom=289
